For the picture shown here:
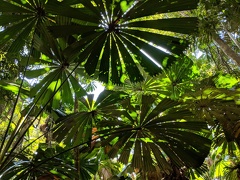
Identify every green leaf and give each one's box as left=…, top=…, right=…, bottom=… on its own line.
left=100, top=96, right=211, bottom=172
left=84, top=33, right=107, bottom=76
left=140, top=95, right=155, bottom=124
left=0, top=18, right=34, bottom=48
left=114, top=34, right=144, bottom=82
left=0, top=15, right=31, bottom=26
left=45, top=1, right=98, bottom=24
left=145, top=98, right=180, bottom=122
left=8, top=19, right=36, bottom=53
left=48, top=25, right=99, bottom=37
left=25, top=68, right=50, bottom=79
left=61, top=72, right=74, bottom=104
left=0, top=0, right=32, bottom=13
left=124, top=0, right=199, bottom=19
left=0, top=80, right=29, bottom=95
left=125, top=17, right=198, bottom=35
left=68, top=74, right=86, bottom=98
left=30, top=70, right=59, bottom=97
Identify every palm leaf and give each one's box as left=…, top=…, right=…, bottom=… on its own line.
left=0, top=147, right=78, bottom=180
left=0, top=0, right=55, bottom=53
left=46, top=0, right=199, bottom=83
left=27, top=28, right=86, bottom=108
left=0, top=80, right=29, bottom=96
left=99, top=96, right=211, bottom=172
left=53, top=90, right=128, bottom=147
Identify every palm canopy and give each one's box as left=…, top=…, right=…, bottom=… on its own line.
left=98, top=95, right=211, bottom=172
left=0, top=0, right=220, bottom=179
left=113, top=56, right=197, bottom=101
left=1, top=0, right=199, bottom=84
left=52, top=90, right=211, bottom=173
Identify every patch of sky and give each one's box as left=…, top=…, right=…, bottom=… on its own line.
left=194, top=49, right=203, bottom=59
left=89, top=81, right=105, bottom=100
left=99, top=12, right=109, bottom=31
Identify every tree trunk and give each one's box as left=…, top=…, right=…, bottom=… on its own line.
left=226, top=30, right=240, bottom=50
left=212, top=32, right=240, bottom=66
left=222, top=23, right=240, bottom=50
left=74, top=93, right=80, bottom=180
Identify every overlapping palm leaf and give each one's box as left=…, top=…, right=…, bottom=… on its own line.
left=1, top=141, right=98, bottom=180
left=45, top=0, right=199, bottom=83
left=184, top=88, right=240, bottom=122
left=24, top=25, right=86, bottom=109
left=0, top=147, right=78, bottom=180
left=78, top=150, right=99, bottom=180
left=0, top=0, right=200, bottom=91
left=212, top=125, right=240, bottom=154
left=98, top=95, right=211, bottom=172
left=53, top=90, right=128, bottom=147
left=0, top=0, right=55, bottom=54
left=113, top=57, right=197, bottom=101
left=183, top=85, right=240, bottom=143
left=113, top=75, right=170, bottom=104
left=160, top=56, right=198, bottom=99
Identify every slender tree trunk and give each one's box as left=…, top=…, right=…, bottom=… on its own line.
left=73, top=93, right=80, bottom=180
left=238, top=168, right=240, bottom=180
left=212, top=32, right=240, bottom=66
left=74, top=147, right=80, bottom=180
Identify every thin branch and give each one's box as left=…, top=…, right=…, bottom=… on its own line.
left=0, top=25, right=37, bottom=163
left=0, top=48, right=88, bottom=170
left=18, top=126, right=140, bottom=179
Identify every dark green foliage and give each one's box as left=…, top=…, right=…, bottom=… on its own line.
left=98, top=96, right=211, bottom=171
left=3, top=0, right=237, bottom=179
left=0, top=0, right=198, bottom=84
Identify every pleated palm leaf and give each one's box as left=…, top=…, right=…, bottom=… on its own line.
left=0, top=147, right=78, bottom=180
left=111, top=75, right=168, bottom=106
left=0, top=0, right=55, bottom=54
left=45, top=0, right=199, bottom=84
left=1, top=145, right=99, bottom=180
left=53, top=90, right=128, bottom=147
left=98, top=95, right=211, bottom=173
left=24, top=24, right=86, bottom=109
left=113, top=57, right=197, bottom=102
left=162, top=57, right=198, bottom=99
left=183, top=84, right=240, bottom=145
left=212, top=124, right=240, bottom=155
left=224, top=161, right=240, bottom=180
left=76, top=150, right=99, bottom=180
